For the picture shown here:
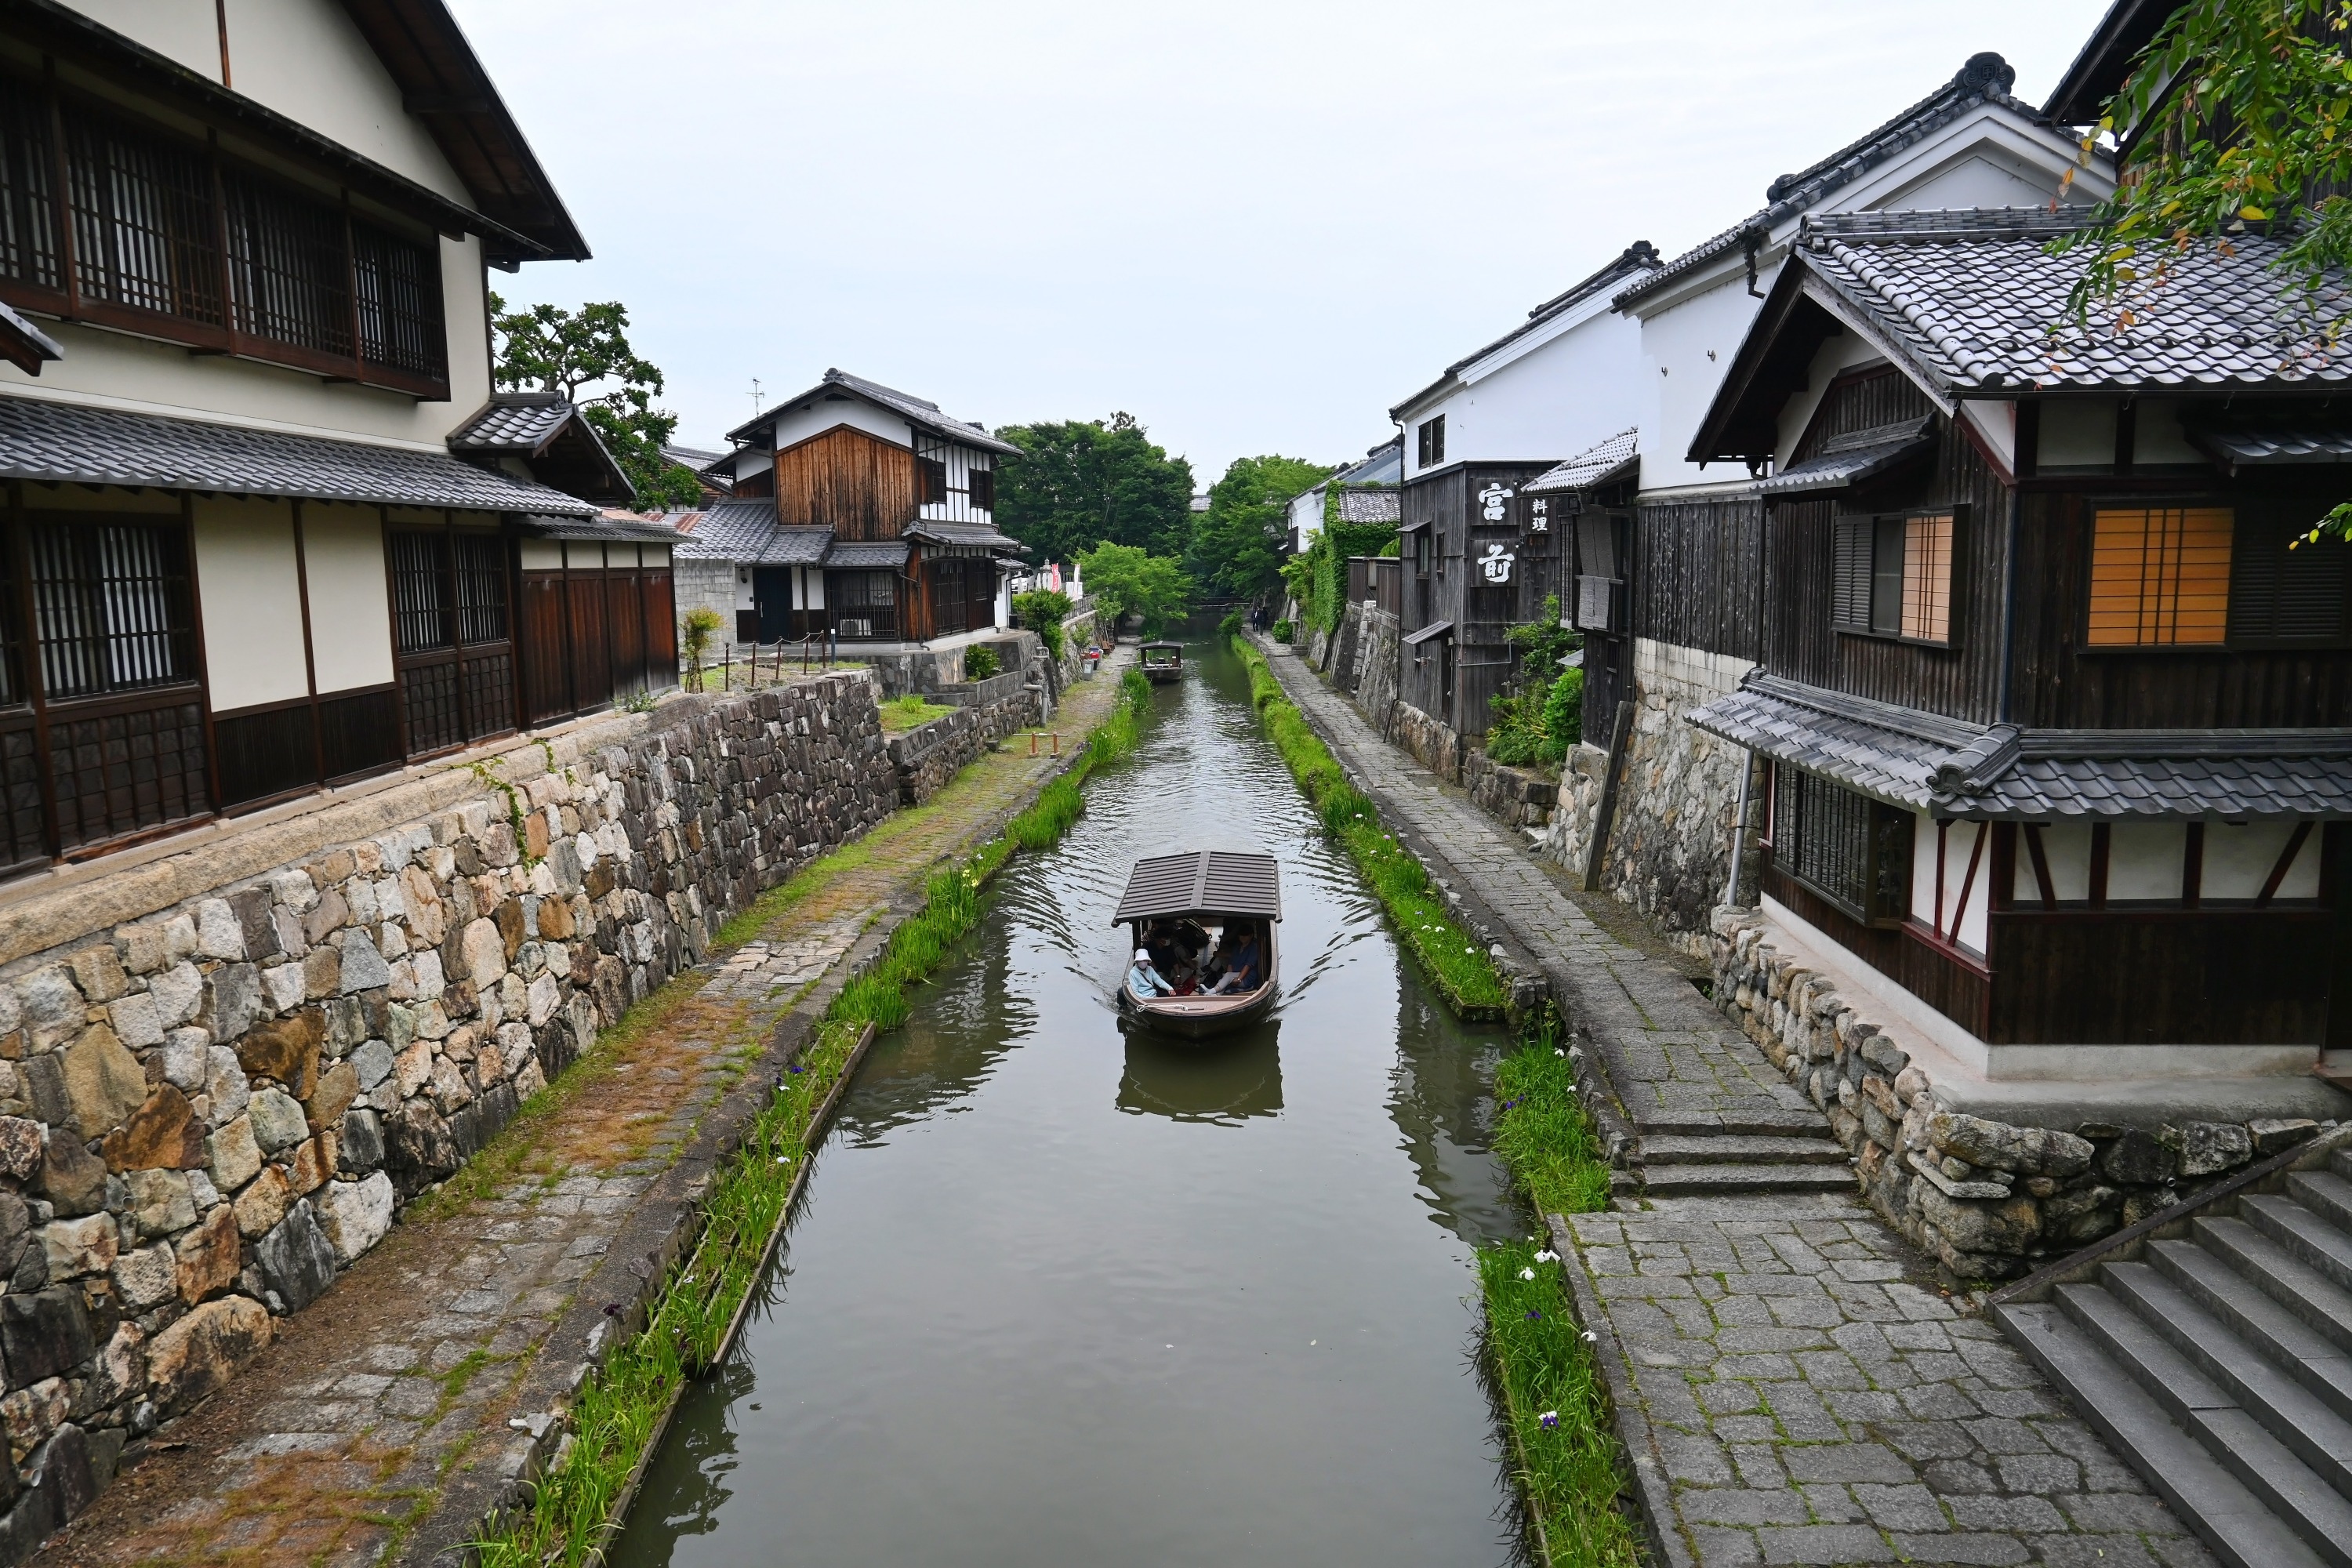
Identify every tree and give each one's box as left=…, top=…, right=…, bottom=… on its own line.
left=1187, top=454, right=1333, bottom=600
left=2053, top=0, right=2352, bottom=539
left=993, top=413, right=1196, bottom=564
left=1077, top=543, right=1192, bottom=636
left=488, top=294, right=702, bottom=512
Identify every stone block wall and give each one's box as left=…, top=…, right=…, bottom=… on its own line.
left=883, top=679, right=1044, bottom=805
left=1538, top=743, right=1610, bottom=886
left=1570, top=639, right=1752, bottom=954
left=1390, top=701, right=1463, bottom=785
left=1462, top=753, right=1557, bottom=830
left=1708, top=908, right=2328, bottom=1283
left=1348, top=606, right=1399, bottom=732
left=0, top=674, right=897, bottom=1557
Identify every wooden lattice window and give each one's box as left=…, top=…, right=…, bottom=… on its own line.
left=64, top=103, right=223, bottom=325
left=2087, top=506, right=2232, bottom=646
left=968, top=467, right=996, bottom=510
left=26, top=521, right=194, bottom=699
left=916, top=456, right=947, bottom=506
left=0, top=89, right=62, bottom=293
left=390, top=531, right=452, bottom=654
left=1834, top=512, right=1955, bottom=644
left=1773, top=765, right=1911, bottom=925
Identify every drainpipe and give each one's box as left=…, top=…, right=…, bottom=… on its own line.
left=1719, top=747, right=1753, bottom=911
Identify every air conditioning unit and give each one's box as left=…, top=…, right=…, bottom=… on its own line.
left=1574, top=575, right=1620, bottom=633
left=838, top=618, right=872, bottom=638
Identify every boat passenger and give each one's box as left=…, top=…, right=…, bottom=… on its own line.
left=1128, top=948, right=1175, bottom=997
left=1204, top=925, right=1263, bottom=995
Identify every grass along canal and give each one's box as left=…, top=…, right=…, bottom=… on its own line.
left=607, top=637, right=1538, bottom=1566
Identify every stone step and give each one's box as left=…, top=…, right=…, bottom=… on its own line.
left=1636, top=1113, right=1829, bottom=1138
left=1635, top=1134, right=1848, bottom=1167
left=2056, top=1281, right=2352, bottom=1568
left=2241, top=1196, right=2352, bottom=1296
left=1636, top=1162, right=1856, bottom=1196
left=2285, top=1171, right=2352, bottom=1238
left=1998, top=1299, right=2329, bottom=1568
left=2100, top=1261, right=2352, bottom=1498
left=2335, top=1148, right=2352, bottom=1185
left=2150, top=1238, right=2352, bottom=1426
left=2194, top=1217, right=2352, bottom=1357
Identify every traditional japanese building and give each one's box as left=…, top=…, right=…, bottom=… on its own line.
left=0, top=0, right=670, bottom=886
left=1686, top=205, right=2352, bottom=1078
left=686, top=369, right=1026, bottom=645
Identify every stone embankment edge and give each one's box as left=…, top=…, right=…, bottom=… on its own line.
left=1242, top=634, right=1644, bottom=1167
left=1543, top=1211, right=1695, bottom=1568
left=412, top=680, right=1127, bottom=1567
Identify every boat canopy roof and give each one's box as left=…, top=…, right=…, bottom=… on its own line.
left=1142, top=641, right=1181, bottom=652
left=1113, top=850, right=1281, bottom=924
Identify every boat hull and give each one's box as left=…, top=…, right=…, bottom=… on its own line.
left=1142, top=667, right=1181, bottom=684
left=1117, top=982, right=1276, bottom=1040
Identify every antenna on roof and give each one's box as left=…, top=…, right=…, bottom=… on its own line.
left=749, top=377, right=764, bottom=417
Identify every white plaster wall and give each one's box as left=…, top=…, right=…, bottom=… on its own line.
left=194, top=497, right=308, bottom=710
left=2040, top=400, right=2117, bottom=470
left=2009, top=820, right=2096, bottom=903
left=1774, top=335, right=1893, bottom=466
left=765, top=399, right=911, bottom=454
left=1630, top=266, right=1782, bottom=495
left=2133, top=399, right=2205, bottom=466
left=1960, top=401, right=2017, bottom=477
left=2204, top=820, right=2322, bottom=901
left=300, top=503, right=392, bottom=694
left=1399, top=300, right=1648, bottom=480
left=1876, top=154, right=2063, bottom=210
left=2108, top=822, right=2186, bottom=901
left=1908, top=814, right=1989, bottom=954
left=20, top=483, right=177, bottom=515
left=917, top=443, right=998, bottom=521
left=62, top=2, right=220, bottom=78
left=218, top=0, right=472, bottom=199
left=518, top=538, right=564, bottom=571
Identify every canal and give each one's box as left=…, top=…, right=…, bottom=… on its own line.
left=612, top=638, right=1530, bottom=1566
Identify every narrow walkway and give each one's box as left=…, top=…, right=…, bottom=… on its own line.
left=1254, top=643, right=2215, bottom=1568
left=46, top=661, right=1133, bottom=1568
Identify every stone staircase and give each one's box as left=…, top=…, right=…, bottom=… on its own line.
left=1629, top=1116, right=1855, bottom=1196
left=1994, top=1136, right=2352, bottom=1568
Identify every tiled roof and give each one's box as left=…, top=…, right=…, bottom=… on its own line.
left=666, top=499, right=779, bottom=560
left=2184, top=422, right=2352, bottom=474
left=663, top=443, right=727, bottom=470
left=0, top=394, right=601, bottom=515
left=761, top=528, right=836, bottom=566
left=1798, top=209, right=2352, bottom=396
left=906, top=519, right=1027, bottom=554
left=1336, top=489, right=1400, bottom=524
left=448, top=393, right=577, bottom=452
left=1614, top=53, right=2026, bottom=311
left=728, top=368, right=1021, bottom=455
left=1526, top=428, right=1638, bottom=492
left=1688, top=673, right=2352, bottom=818
left=1758, top=416, right=1933, bottom=496
left=826, top=539, right=909, bottom=569
left=529, top=514, right=682, bottom=545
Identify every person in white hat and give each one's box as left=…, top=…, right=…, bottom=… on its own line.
left=1127, top=946, right=1174, bottom=998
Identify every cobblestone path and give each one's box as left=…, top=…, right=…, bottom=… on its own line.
left=1255, top=644, right=2210, bottom=1567
left=46, top=660, right=1134, bottom=1568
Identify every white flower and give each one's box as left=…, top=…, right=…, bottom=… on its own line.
left=1554, top=1047, right=1566, bottom=1057
left=1582, top=1330, right=1597, bottom=1342
left=1519, top=1266, right=1537, bottom=1280
left=1534, top=1250, right=1559, bottom=1264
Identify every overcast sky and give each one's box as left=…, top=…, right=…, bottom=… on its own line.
left=453, top=0, right=2114, bottom=484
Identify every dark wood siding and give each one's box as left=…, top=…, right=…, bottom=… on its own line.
left=1634, top=497, right=1766, bottom=660
left=774, top=424, right=917, bottom=539
left=2008, top=474, right=2352, bottom=728
left=1764, top=386, right=2006, bottom=724
left=518, top=573, right=572, bottom=725
left=1986, top=907, right=2333, bottom=1044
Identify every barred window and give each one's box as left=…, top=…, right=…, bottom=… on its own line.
left=64, top=103, right=223, bottom=325
left=25, top=521, right=195, bottom=700
left=223, top=169, right=351, bottom=358
left=1773, top=765, right=1910, bottom=925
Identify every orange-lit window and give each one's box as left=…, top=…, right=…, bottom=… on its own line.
left=2088, top=507, right=2232, bottom=645
left=1901, top=514, right=1951, bottom=642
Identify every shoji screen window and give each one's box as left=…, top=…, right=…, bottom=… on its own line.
left=2086, top=506, right=2232, bottom=646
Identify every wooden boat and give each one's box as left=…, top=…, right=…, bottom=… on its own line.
left=1112, top=850, right=1280, bottom=1040
left=1139, top=641, right=1183, bottom=684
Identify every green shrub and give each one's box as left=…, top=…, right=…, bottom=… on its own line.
left=1218, top=609, right=1243, bottom=638
left=1542, top=668, right=1583, bottom=756
left=964, top=645, right=1000, bottom=680
left=1272, top=619, right=1294, bottom=643
left=1014, top=590, right=1073, bottom=661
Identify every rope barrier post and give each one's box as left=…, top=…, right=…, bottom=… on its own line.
left=1051, top=731, right=1061, bottom=756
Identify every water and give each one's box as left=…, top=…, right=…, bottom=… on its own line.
left=612, top=640, right=1530, bottom=1568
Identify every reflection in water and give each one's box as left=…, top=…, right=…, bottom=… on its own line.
left=612, top=639, right=1530, bottom=1568
left=1115, top=1018, right=1283, bottom=1124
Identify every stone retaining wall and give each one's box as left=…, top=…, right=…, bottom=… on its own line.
left=1462, top=753, right=1556, bottom=830
left=1390, top=701, right=1463, bottom=784
left=1708, top=906, right=2328, bottom=1283
left=883, top=680, right=1045, bottom=806
left=1348, top=607, right=1399, bottom=732
left=1544, top=638, right=1751, bottom=954
left=0, top=673, right=898, bottom=1559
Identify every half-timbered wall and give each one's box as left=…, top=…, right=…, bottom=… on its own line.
left=773, top=424, right=917, bottom=539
